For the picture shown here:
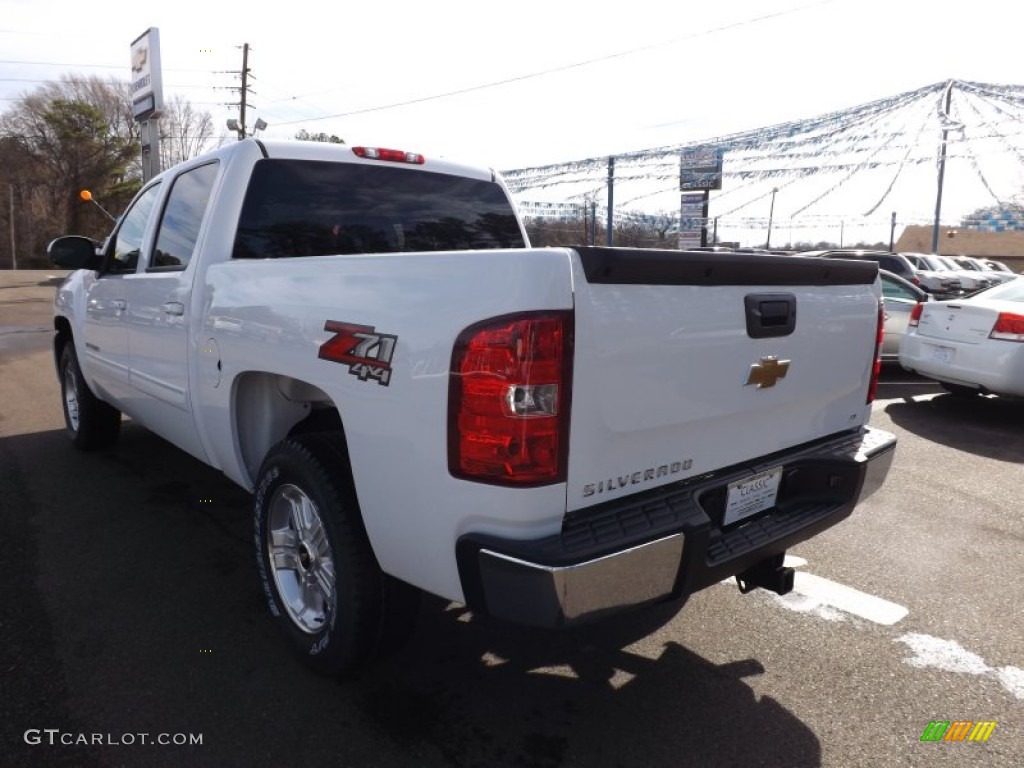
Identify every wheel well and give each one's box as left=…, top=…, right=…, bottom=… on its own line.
left=233, top=372, right=350, bottom=486
left=54, top=316, right=72, bottom=368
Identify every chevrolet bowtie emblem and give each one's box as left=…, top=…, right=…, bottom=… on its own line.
left=746, top=356, right=791, bottom=389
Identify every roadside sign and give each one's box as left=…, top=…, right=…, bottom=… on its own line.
left=681, top=147, right=724, bottom=190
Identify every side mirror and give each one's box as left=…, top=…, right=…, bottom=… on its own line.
left=48, top=236, right=104, bottom=271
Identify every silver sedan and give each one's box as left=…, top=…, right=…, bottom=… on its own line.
left=879, top=270, right=927, bottom=362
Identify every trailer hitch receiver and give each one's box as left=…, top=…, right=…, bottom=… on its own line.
left=735, top=552, right=795, bottom=596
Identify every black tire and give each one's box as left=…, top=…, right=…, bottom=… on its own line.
left=58, top=342, right=121, bottom=450
left=941, top=382, right=979, bottom=398
left=254, top=432, right=419, bottom=678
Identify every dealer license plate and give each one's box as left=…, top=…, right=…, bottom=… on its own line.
left=723, top=467, right=783, bottom=526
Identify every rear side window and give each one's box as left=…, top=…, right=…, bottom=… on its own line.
left=232, top=159, right=525, bottom=259
left=151, top=162, right=219, bottom=270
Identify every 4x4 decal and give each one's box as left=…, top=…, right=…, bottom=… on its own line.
left=318, top=321, right=397, bottom=386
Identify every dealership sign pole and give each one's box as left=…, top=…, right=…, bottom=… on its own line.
left=130, top=28, right=165, bottom=183
left=680, top=147, right=724, bottom=249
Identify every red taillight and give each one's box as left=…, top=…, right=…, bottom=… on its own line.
left=867, top=300, right=884, bottom=404
left=908, top=302, right=924, bottom=327
left=449, top=312, right=573, bottom=486
left=990, top=311, right=1024, bottom=342
left=351, top=146, right=425, bottom=164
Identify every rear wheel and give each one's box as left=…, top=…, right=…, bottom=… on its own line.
left=941, top=383, right=980, bottom=398
left=58, top=342, right=121, bottom=450
left=254, top=432, right=419, bottom=677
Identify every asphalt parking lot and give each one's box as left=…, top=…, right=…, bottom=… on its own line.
left=2, top=271, right=1021, bottom=767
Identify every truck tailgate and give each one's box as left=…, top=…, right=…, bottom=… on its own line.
left=564, top=247, right=880, bottom=512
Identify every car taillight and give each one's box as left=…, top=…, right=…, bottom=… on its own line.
left=990, top=312, right=1024, bottom=342
left=449, top=311, right=573, bottom=486
left=867, top=300, right=884, bottom=404
left=908, top=302, right=924, bottom=327
left=351, top=146, right=425, bottom=164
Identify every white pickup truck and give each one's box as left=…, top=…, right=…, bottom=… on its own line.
left=49, top=139, right=896, bottom=677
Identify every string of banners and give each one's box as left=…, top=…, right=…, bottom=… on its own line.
left=503, top=80, right=1024, bottom=226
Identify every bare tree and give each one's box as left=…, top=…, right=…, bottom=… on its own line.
left=295, top=128, right=344, bottom=144
left=158, top=94, right=217, bottom=168
left=0, top=75, right=221, bottom=266
left=1, top=76, right=138, bottom=259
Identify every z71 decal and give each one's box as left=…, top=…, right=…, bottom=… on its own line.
left=318, top=321, right=397, bottom=386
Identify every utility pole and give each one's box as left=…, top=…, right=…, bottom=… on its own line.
left=8, top=183, right=15, bottom=270
left=889, top=211, right=897, bottom=252
left=931, top=81, right=954, bottom=254
left=222, top=43, right=255, bottom=140
left=700, top=190, right=710, bottom=247
left=606, top=157, right=614, bottom=246
left=239, top=43, right=249, bottom=140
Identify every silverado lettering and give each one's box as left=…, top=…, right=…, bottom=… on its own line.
left=582, top=459, right=695, bottom=497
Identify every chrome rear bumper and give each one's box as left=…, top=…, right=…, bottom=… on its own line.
left=457, top=426, right=897, bottom=628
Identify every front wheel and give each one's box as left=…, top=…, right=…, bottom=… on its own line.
left=254, top=433, right=419, bottom=677
left=58, top=342, right=121, bottom=450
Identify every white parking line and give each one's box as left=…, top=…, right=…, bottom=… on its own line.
left=896, top=633, right=1024, bottom=700
left=783, top=572, right=909, bottom=626
left=721, top=557, right=908, bottom=626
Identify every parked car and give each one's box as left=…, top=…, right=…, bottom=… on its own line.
left=898, top=278, right=1024, bottom=397
left=879, top=269, right=929, bottom=362
left=47, top=138, right=897, bottom=677
left=900, top=253, right=963, bottom=297
left=803, top=249, right=948, bottom=294
left=981, top=258, right=1019, bottom=277
left=925, top=254, right=994, bottom=294
left=951, top=256, right=1017, bottom=285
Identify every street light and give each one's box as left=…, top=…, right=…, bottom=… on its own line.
left=766, top=187, right=778, bottom=248
left=227, top=117, right=268, bottom=141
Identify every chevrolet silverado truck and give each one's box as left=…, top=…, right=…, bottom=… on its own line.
left=49, top=139, right=896, bottom=677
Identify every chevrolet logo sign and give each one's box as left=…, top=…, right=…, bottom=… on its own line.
left=745, top=356, right=791, bottom=388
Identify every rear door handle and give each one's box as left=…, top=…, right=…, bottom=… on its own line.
left=162, top=302, right=185, bottom=316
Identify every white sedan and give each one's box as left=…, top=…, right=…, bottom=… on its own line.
left=899, top=279, right=1024, bottom=397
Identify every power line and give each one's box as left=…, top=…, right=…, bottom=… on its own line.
left=272, top=0, right=838, bottom=126
left=0, top=58, right=213, bottom=73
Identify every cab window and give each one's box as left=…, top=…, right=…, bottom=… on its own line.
left=107, top=183, right=161, bottom=274
left=232, top=159, right=525, bottom=259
